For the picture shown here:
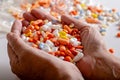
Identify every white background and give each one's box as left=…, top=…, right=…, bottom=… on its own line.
left=0, top=0, right=120, bottom=80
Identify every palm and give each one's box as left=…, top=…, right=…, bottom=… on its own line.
left=75, top=26, right=110, bottom=80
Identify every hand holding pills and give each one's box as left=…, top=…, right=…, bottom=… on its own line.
left=7, top=8, right=120, bottom=80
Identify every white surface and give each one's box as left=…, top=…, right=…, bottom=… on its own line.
left=0, top=0, right=120, bottom=80
left=0, top=38, right=19, bottom=80
left=101, top=0, right=120, bottom=57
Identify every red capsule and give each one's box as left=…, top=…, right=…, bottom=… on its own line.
left=65, top=50, right=74, bottom=58
left=64, top=56, right=72, bottom=62
left=60, top=52, right=66, bottom=56
left=59, top=45, right=66, bottom=52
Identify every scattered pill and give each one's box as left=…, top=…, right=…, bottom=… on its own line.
left=109, top=48, right=115, bottom=54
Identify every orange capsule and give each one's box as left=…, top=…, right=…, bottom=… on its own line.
left=71, top=28, right=79, bottom=35
left=24, top=29, right=32, bottom=34
left=32, top=43, right=38, bottom=48
left=116, top=32, right=120, bottom=38
left=38, top=0, right=51, bottom=8
left=63, top=25, right=72, bottom=34
left=36, top=41, right=40, bottom=45
left=54, top=41, right=60, bottom=46
left=64, top=56, right=72, bottom=62
left=112, top=8, right=116, bottom=12
left=50, top=11, right=59, bottom=18
left=37, top=20, right=44, bottom=25
left=96, top=8, right=103, bottom=13
left=36, top=31, right=41, bottom=36
left=72, top=50, right=78, bottom=56
left=63, top=29, right=68, bottom=33
left=55, top=51, right=60, bottom=56
left=109, top=48, right=115, bottom=54
left=49, top=52, right=55, bottom=56
left=70, top=47, right=75, bottom=52
left=67, top=43, right=73, bottom=49
left=59, top=45, right=66, bottom=52
left=33, top=35, right=39, bottom=41
left=74, top=0, right=80, bottom=5
left=24, top=30, right=33, bottom=37
left=88, top=6, right=97, bottom=13
left=65, top=50, right=74, bottom=58
left=27, top=25, right=34, bottom=30
left=28, top=38, right=33, bottom=42
left=86, top=17, right=100, bottom=24
left=76, top=46, right=83, bottom=49
left=50, top=38, right=57, bottom=43
left=69, top=10, right=78, bottom=15
left=44, top=37, right=49, bottom=42
left=58, top=38, right=69, bottom=45
left=31, top=3, right=40, bottom=9
left=60, top=52, right=66, bottom=56
left=34, top=25, right=40, bottom=30
left=74, top=34, right=81, bottom=39
left=47, top=33, right=54, bottom=38
left=31, top=20, right=44, bottom=26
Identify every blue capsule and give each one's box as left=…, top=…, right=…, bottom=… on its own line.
left=74, top=16, right=80, bottom=19
left=98, top=15, right=104, bottom=20
left=51, top=20, right=60, bottom=24
left=117, top=12, right=120, bottom=17
left=100, top=28, right=106, bottom=33
left=79, top=10, right=84, bottom=15
left=108, top=10, right=113, bottom=13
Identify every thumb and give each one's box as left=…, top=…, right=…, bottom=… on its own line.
left=7, top=32, right=29, bottom=54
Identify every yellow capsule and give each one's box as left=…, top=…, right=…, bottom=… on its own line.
left=101, top=32, right=106, bottom=36
left=30, top=21, right=34, bottom=25
left=102, top=24, right=108, bottom=28
left=40, top=37, right=44, bottom=42
left=25, top=32, right=32, bottom=37
left=91, top=13, right=98, bottom=18
left=61, top=36, right=68, bottom=39
left=80, top=3, right=87, bottom=10
left=59, top=31, right=66, bottom=36
left=59, top=31, right=67, bottom=39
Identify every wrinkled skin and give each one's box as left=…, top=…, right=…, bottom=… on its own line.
left=7, top=8, right=120, bottom=80
left=61, top=13, right=120, bottom=80
left=7, top=9, right=84, bottom=80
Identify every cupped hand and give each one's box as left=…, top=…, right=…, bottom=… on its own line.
left=61, top=15, right=114, bottom=80
left=7, top=8, right=84, bottom=80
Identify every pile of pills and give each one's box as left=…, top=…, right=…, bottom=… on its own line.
left=9, top=0, right=120, bottom=59
left=58, top=0, right=120, bottom=35
left=9, top=0, right=120, bottom=36
left=21, top=19, right=84, bottom=63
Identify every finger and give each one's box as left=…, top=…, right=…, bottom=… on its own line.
left=23, top=12, right=37, bottom=22
left=31, top=8, right=56, bottom=21
left=22, top=20, right=29, bottom=27
left=7, top=43, right=19, bottom=64
left=7, top=32, right=29, bottom=54
left=11, top=20, right=22, bottom=36
left=61, top=14, right=89, bottom=30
